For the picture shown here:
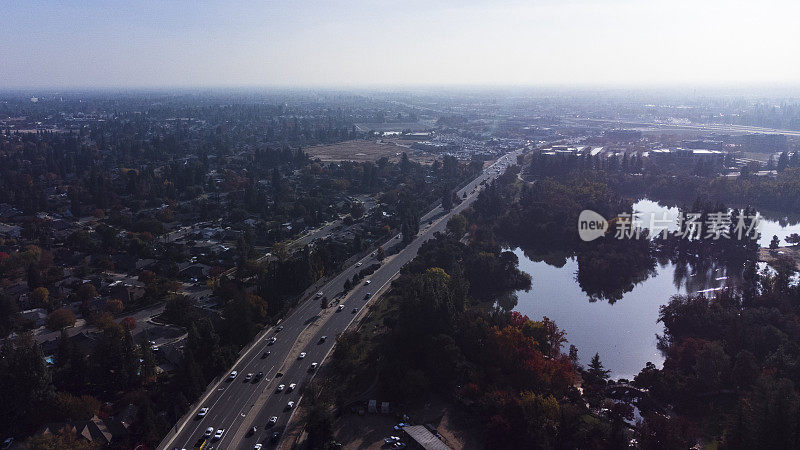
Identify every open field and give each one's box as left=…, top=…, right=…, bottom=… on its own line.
left=306, top=139, right=438, bottom=164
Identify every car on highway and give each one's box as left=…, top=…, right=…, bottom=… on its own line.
left=275, top=371, right=283, bottom=378
left=271, top=432, right=281, bottom=443
left=204, top=427, right=214, bottom=437
left=319, top=335, right=327, bottom=343
left=365, top=292, right=371, bottom=299
left=286, top=401, right=295, bottom=410
left=268, top=416, right=278, bottom=426
left=244, top=373, right=253, bottom=381
left=364, top=279, right=371, bottom=285
left=352, top=307, right=358, bottom=313
left=268, top=337, right=277, bottom=345
left=298, top=352, right=306, bottom=359
left=356, top=262, right=362, bottom=267
left=315, top=291, right=323, bottom=297
left=288, top=383, right=296, bottom=391
left=213, top=428, right=224, bottom=440
left=384, top=436, right=400, bottom=444
left=253, top=371, right=264, bottom=382
left=276, top=384, right=285, bottom=392
left=309, top=362, right=318, bottom=372
left=247, top=426, right=257, bottom=436
left=254, top=444, right=262, bottom=450
left=262, top=350, right=271, bottom=358
left=196, top=407, right=209, bottom=418
left=228, top=371, right=238, bottom=380
left=276, top=325, right=284, bottom=332
left=337, top=304, right=344, bottom=311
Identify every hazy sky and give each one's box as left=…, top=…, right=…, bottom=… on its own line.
left=2, top=0, right=799, bottom=88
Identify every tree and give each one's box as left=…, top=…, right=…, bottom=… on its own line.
left=376, top=245, right=386, bottom=261
left=46, top=308, right=76, bottom=331
left=587, top=353, right=610, bottom=381
left=31, top=287, right=50, bottom=309
left=0, top=336, right=54, bottom=437
left=105, top=298, right=124, bottom=315
left=272, top=241, right=289, bottom=262
left=769, top=234, right=781, bottom=250
left=446, top=214, right=467, bottom=238
left=76, top=283, right=98, bottom=303
left=786, top=233, right=800, bottom=246
left=120, top=316, right=137, bottom=331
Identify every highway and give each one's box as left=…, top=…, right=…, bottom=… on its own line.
left=159, top=149, right=523, bottom=450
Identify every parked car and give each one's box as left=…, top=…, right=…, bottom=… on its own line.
left=364, top=280, right=371, bottom=285
left=352, top=307, right=358, bottom=313
left=261, top=350, right=271, bottom=358
left=319, top=335, right=327, bottom=343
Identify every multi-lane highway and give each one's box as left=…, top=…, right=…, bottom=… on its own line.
left=159, top=149, right=523, bottom=450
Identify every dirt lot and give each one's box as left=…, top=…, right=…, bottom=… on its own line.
left=306, top=139, right=437, bottom=165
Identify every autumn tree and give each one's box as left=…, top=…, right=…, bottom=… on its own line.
left=46, top=308, right=76, bottom=331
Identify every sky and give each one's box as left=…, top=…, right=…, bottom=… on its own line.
left=2, top=0, right=800, bottom=88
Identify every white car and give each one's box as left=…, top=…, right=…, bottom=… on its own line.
left=276, top=384, right=285, bottom=392
left=288, top=383, right=296, bottom=391
left=214, top=428, right=224, bottom=440
left=197, top=407, right=209, bottom=418
left=309, top=362, right=318, bottom=372
left=298, top=352, right=306, bottom=359
left=268, top=416, right=278, bottom=426
left=268, top=337, right=277, bottom=345
left=228, top=371, right=238, bottom=380
left=316, top=291, right=323, bottom=297
left=356, top=262, right=362, bottom=267
left=364, top=280, right=371, bottom=285
left=254, top=444, right=263, bottom=450
left=337, top=304, right=345, bottom=311
left=286, top=401, right=295, bottom=409
left=204, top=427, right=214, bottom=437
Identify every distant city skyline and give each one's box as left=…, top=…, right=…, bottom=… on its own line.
left=2, top=0, right=799, bottom=88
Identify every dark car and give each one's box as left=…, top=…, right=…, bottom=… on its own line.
left=261, top=351, right=270, bottom=359
left=253, top=371, right=264, bottom=382
left=271, top=432, right=281, bottom=443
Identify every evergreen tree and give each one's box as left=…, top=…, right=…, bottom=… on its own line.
left=587, top=353, right=610, bottom=381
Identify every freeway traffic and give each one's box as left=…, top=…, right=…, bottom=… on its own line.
left=159, top=149, right=523, bottom=450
